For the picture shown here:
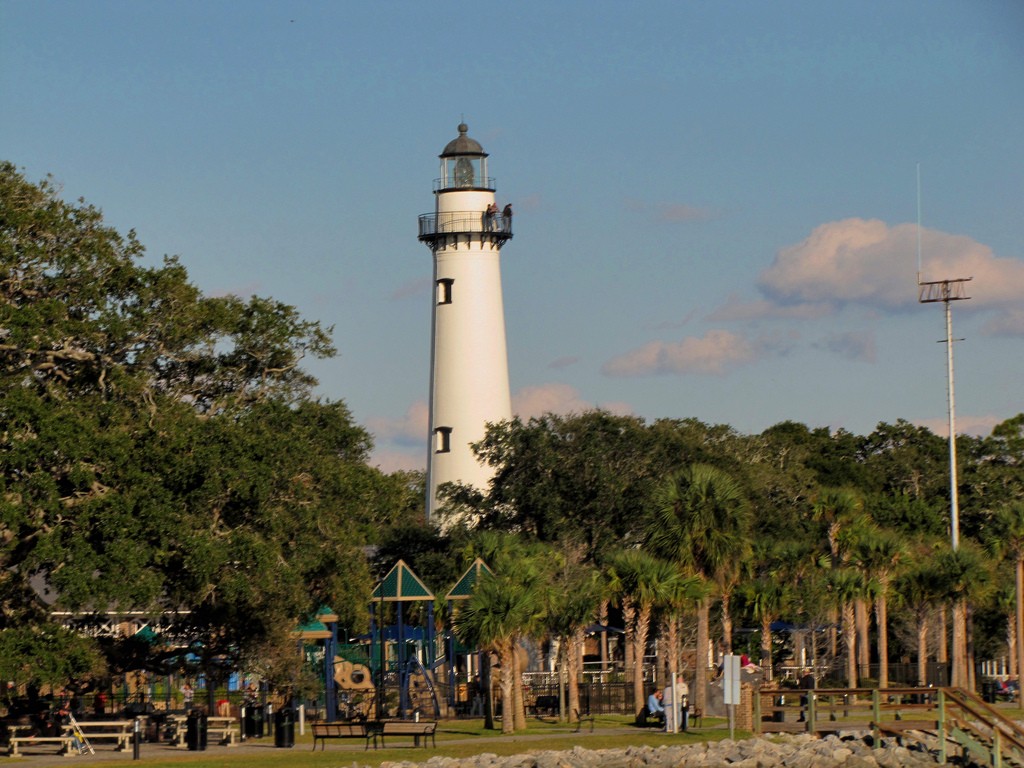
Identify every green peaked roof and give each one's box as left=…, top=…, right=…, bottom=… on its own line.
left=446, top=557, right=494, bottom=601
left=294, top=618, right=331, bottom=639
left=371, top=559, right=434, bottom=602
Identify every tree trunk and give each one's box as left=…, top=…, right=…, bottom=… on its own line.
left=694, top=598, right=710, bottom=715
left=843, top=602, right=857, bottom=689
left=632, top=606, right=652, bottom=716
left=951, top=600, right=968, bottom=688
left=855, top=598, right=870, bottom=680
left=721, top=591, right=733, bottom=654
left=966, top=602, right=976, bottom=691
left=760, top=616, right=773, bottom=681
left=497, top=645, right=515, bottom=734
left=567, top=627, right=584, bottom=721
left=876, top=592, right=890, bottom=688
left=512, top=642, right=527, bottom=731
left=916, top=618, right=928, bottom=687
left=937, top=606, right=948, bottom=664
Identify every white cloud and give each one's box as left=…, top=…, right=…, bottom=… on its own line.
left=602, top=329, right=760, bottom=377
left=513, top=382, right=633, bottom=419
left=369, top=448, right=425, bottom=474
left=757, top=218, right=1024, bottom=311
left=366, top=400, right=429, bottom=446
left=707, top=293, right=833, bottom=323
left=914, top=414, right=1003, bottom=438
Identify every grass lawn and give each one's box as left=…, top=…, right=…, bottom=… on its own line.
left=71, top=716, right=740, bottom=768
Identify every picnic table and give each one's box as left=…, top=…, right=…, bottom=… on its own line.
left=67, top=720, right=134, bottom=750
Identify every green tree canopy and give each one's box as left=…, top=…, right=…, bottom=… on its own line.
left=0, top=162, right=396, bottom=690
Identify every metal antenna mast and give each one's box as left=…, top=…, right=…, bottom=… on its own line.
left=916, top=168, right=973, bottom=689
left=919, top=277, right=971, bottom=548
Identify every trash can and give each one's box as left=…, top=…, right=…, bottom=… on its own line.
left=186, top=711, right=208, bottom=751
left=274, top=708, right=294, bottom=748
left=243, top=706, right=264, bottom=738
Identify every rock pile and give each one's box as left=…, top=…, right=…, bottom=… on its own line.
left=378, top=733, right=941, bottom=768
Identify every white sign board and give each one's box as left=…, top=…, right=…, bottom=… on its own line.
left=723, top=654, right=741, bottom=705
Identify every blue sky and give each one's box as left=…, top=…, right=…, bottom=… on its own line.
left=3, top=1, right=1022, bottom=472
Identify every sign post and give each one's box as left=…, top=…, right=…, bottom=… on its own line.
left=723, top=654, right=741, bottom=740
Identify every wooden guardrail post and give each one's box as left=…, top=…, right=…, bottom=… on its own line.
left=871, top=689, right=880, bottom=747
left=806, top=689, right=816, bottom=734
left=937, top=689, right=947, bottom=764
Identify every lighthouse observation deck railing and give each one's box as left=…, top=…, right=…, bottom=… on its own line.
left=418, top=211, right=512, bottom=239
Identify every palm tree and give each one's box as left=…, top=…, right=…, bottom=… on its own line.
left=453, top=571, right=541, bottom=734
left=826, top=567, right=869, bottom=688
left=647, top=463, right=751, bottom=715
left=741, top=576, right=792, bottom=680
left=658, top=568, right=707, bottom=686
left=608, top=549, right=681, bottom=713
left=851, top=525, right=906, bottom=688
left=933, top=542, right=992, bottom=689
left=894, top=555, right=944, bottom=687
left=986, top=501, right=1024, bottom=705
left=812, top=487, right=863, bottom=658
left=456, top=532, right=548, bottom=733
left=545, top=561, right=604, bottom=722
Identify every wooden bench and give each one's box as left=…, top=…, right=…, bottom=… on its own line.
left=8, top=735, right=76, bottom=757
left=371, top=720, right=436, bottom=749
left=311, top=721, right=373, bottom=751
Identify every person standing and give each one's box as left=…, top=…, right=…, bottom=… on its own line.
left=798, top=669, right=815, bottom=722
left=502, top=203, right=512, bottom=232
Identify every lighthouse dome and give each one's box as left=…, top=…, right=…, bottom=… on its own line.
left=441, top=123, right=487, bottom=157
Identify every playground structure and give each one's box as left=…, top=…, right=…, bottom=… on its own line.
left=306, top=559, right=502, bottom=722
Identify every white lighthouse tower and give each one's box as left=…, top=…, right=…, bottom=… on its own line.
left=418, top=123, right=513, bottom=524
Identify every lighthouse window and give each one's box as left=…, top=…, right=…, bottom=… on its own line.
left=445, top=156, right=482, bottom=188
left=436, top=278, right=454, bottom=305
left=434, top=427, right=452, bottom=453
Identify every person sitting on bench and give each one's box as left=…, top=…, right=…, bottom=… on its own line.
left=647, top=689, right=665, bottom=724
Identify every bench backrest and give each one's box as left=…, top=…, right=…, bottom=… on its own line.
left=382, top=721, right=436, bottom=734
left=313, top=722, right=365, bottom=737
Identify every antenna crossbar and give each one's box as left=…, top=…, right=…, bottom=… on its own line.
left=918, top=277, right=972, bottom=304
